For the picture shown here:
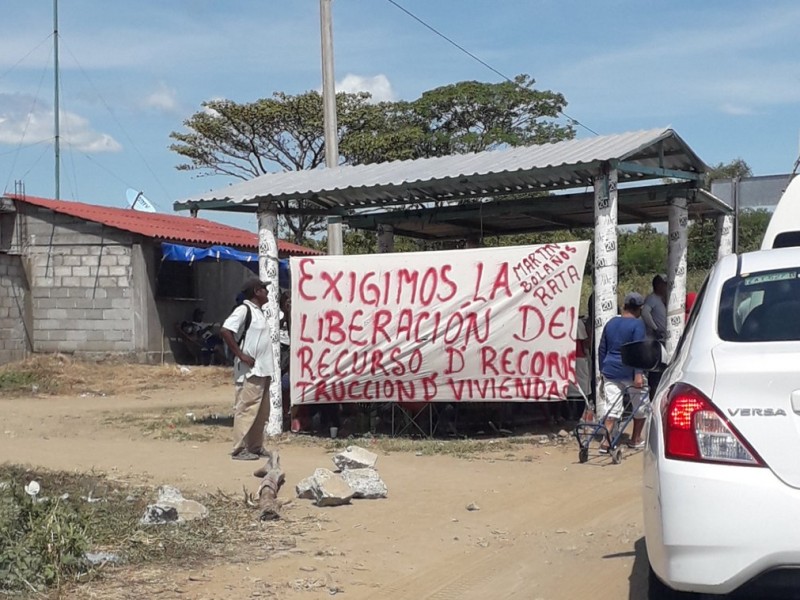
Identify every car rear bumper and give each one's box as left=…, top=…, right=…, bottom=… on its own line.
left=645, top=455, right=800, bottom=595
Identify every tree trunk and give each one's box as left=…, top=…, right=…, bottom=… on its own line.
left=253, top=449, right=285, bottom=520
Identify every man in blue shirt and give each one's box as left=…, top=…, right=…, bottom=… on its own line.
left=597, top=292, right=648, bottom=451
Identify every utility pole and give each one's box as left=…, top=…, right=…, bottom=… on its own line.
left=320, top=0, right=343, bottom=255
left=53, top=0, right=60, bottom=200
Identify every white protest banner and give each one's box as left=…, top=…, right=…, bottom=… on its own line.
left=290, top=242, right=589, bottom=405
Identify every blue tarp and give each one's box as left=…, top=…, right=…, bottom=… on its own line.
left=160, top=242, right=290, bottom=287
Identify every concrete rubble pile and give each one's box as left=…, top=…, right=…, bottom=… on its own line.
left=139, top=485, right=208, bottom=525
left=296, top=445, right=388, bottom=507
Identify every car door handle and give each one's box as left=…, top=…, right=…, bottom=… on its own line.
left=790, top=390, right=800, bottom=415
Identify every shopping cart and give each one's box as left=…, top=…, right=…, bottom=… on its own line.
left=573, top=383, right=648, bottom=464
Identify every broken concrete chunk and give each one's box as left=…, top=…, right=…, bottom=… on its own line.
left=340, top=468, right=388, bottom=499
left=310, top=468, right=354, bottom=507
left=140, top=504, right=179, bottom=525
left=84, top=551, right=121, bottom=565
left=332, top=445, right=378, bottom=470
left=154, top=485, right=184, bottom=504
left=296, top=475, right=316, bottom=499
left=139, top=485, right=208, bottom=524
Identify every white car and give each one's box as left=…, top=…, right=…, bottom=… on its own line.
left=625, top=182, right=800, bottom=598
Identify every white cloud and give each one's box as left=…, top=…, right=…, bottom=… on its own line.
left=141, top=82, right=180, bottom=114
left=719, top=103, right=756, bottom=116
left=0, top=93, right=121, bottom=152
left=336, top=74, right=396, bottom=102
left=201, top=97, right=226, bottom=116
left=546, top=5, right=800, bottom=119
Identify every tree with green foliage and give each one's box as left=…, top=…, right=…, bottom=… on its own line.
left=170, top=76, right=573, bottom=245
left=341, top=229, right=424, bottom=255
left=343, top=74, right=572, bottom=163
left=617, top=224, right=668, bottom=278
left=703, top=157, right=752, bottom=189
left=689, top=158, right=764, bottom=271
left=736, top=209, right=772, bottom=253
left=170, top=91, right=378, bottom=243
left=687, top=217, right=718, bottom=272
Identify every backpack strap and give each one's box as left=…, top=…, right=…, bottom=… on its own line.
left=236, top=304, right=254, bottom=347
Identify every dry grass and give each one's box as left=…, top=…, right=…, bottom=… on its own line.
left=0, top=354, right=229, bottom=397
left=0, top=464, right=319, bottom=599
left=284, top=432, right=559, bottom=460
left=103, top=409, right=233, bottom=443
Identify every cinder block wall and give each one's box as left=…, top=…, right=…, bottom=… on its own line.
left=20, top=206, right=136, bottom=356
left=0, top=254, right=30, bottom=364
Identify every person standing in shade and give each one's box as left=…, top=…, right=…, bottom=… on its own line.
left=566, top=313, right=591, bottom=421
left=642, top=274, right=668, bottom=341
left=220, top=278, right=275, bottom=461
left=641, top=274, right=668, bottom=397
left=597, top=292, right=648, bottom=451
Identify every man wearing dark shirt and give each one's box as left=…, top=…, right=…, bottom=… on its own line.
left=598, top=292, right=648, bottom=451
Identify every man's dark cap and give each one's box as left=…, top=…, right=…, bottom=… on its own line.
left=241, top=278, right=268, bottom=296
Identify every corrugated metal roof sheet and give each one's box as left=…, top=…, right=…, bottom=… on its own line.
left=345, top=184, right=731, bottom=240
left=8, top=195, right=322, bottom=256
left=176, top=127, right=707, bottom=211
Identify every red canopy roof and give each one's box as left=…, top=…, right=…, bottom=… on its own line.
left=9, top=195, right=322, bottom=256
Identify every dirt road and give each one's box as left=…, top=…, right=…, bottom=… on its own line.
left=0, top=386, right=648, bottom=599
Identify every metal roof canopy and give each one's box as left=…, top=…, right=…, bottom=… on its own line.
left=346, top=183, right=729, bottom=240
left=174, top=127, right=731, bottom=235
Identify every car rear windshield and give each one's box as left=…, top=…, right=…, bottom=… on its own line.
left=718, top=268, right=800, bottom=342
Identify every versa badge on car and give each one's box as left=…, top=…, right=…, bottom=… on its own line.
left=727, top=408, right=787, bottom=417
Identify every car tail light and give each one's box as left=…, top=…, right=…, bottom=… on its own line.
left=663, top=383, right=765, bottom=466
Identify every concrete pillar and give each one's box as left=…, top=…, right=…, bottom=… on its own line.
left=593, top=168, right=619, bottom=369
left=327, top=215, right=343, bottom=255
left=666, top=197, right=689, bottom=359
left=257, top=203, right=282, bottom=436
left=716, top=213, right=734, bottom=261
left=130, top=243, right=149, bottom=358
left=376, top=224, right=394, bottom=253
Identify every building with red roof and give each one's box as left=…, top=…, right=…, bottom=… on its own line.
left=7, top=194, right=320, bottom=256
left=0, top=194, right=321, bottom=365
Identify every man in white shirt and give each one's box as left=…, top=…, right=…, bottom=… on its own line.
left=220, top=278, right=275, bottom=460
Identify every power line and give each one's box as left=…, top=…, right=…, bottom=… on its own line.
left=0, top=33, right=53, bottom=85
left=0, top=139, right=51, bottom=157
left=384, top=0, right=599, bottom=136
left=59, top=38, right=174, bottom=205
left=3, top=50, right=53, bottom=196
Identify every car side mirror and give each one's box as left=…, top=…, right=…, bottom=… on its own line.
left=621, top=340, right=667, bottom=372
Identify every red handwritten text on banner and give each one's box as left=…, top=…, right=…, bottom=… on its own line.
left=290, top=242, right=589, bottom=404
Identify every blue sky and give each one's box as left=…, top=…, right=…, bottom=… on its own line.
left=2, top=0, right=799, bottom=232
